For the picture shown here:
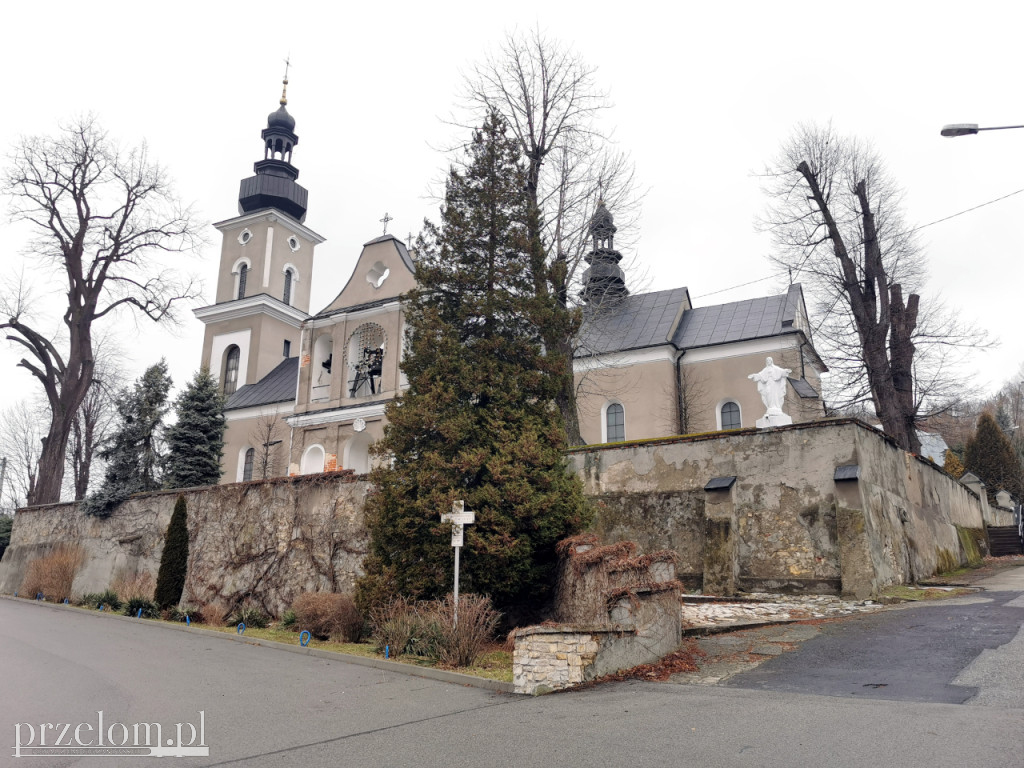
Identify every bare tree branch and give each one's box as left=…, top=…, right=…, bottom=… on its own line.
left=1, top=116, right=202, bottom=504
left=760, top=122, right=988, bottom=452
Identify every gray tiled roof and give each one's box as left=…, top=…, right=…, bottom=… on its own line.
left=673, top=285, right=801, bottom=349
left=575, top=287, right=691, bottom=357
left=225, top=356, right=299, bottom=411
left=576, top=284, right=806, bottom=357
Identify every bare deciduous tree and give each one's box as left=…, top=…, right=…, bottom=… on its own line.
left=0, top=399, right=47, bottom=509
left=1, top=117, right=201, bottom=505
left=463, top=29, right=640, bottom=444
left=676, top=365, right=710, bottom=435
left=762, top=123, right=984, bottom=453
left=66, top=341, right=124, bottom=500
left=249, top=412, right=284, bottom=480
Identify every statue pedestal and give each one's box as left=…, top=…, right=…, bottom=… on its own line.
left=756, top=413, right=793, bottom=429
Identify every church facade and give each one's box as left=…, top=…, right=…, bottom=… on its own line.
left=196, top=89, right=828, bottom=484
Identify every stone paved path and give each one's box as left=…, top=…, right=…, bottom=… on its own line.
left=681, top=592, right=885, bottom=629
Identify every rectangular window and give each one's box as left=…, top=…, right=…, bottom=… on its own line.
left=283, top=339, right=291, bottom=358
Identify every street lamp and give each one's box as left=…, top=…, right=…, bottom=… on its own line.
left=941, top=123, right=1024, bottom=137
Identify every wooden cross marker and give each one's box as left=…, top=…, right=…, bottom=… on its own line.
left=441, top=500, right=475, bottom=626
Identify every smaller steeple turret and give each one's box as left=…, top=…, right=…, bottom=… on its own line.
left=238, top=68, right=310, bottom=222
left=581, top=199, right=628, bottom=304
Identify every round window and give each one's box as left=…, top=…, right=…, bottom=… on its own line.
left=238, top=229, right=252, bottom=245
left=288, top=235, right=300, bottom=252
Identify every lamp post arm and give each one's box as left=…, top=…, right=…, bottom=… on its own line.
left=941, top=123, right=1024, bottom=137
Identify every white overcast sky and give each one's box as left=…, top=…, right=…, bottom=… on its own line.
left=2, top=0, right=1022, bottom=406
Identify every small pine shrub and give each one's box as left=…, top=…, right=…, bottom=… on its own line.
left=199, top=601, right=229, bottom=626
left=123, top=597, right=159, bottom=618
left=154, top=495, right=189, bottom=609
left=19, top=545, right=86, bottom=602
left=291, top=593, right=363, bottom=642
left=280, top=610, right=297, bottom=629
left=229, top=602, right=269, bottom=629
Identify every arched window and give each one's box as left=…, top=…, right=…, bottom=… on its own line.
left=283, top=268, right=293, bottom=305
left=242, top=447, right=254, bottom=481
left=301, top=445, right=326, bottom=475
left=606, top=403, right=625, bottom=443
left=720, top=401, right=741, bottom=430
left=347, top=323, right=386, bottom=398
left=223, top=345, right=240, bottom=396
left=237, top=263, right=248, bottom=300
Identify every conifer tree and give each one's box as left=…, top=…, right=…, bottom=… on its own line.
left=82, top=360, right=172, bottom=516
left=357, top=111, right=591, bottom=615
left=943, top=449, right=965, bottom=479
left=164, top=368, right=226, bottom=488
left=154, top=494, right=189, bottom=608
left=964, top=411, right=1024, bottom=501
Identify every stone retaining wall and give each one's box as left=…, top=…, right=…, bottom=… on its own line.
left=0, top=473, right=370, bottom=616
left=0, top=419, right=991, bottom=612
left=569, top=419, right=988, bottom=597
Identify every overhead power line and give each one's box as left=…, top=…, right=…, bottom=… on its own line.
left=693, top=186, right=1024, bottom=303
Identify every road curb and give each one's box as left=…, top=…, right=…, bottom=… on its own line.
left=682, top=618, right=801, bottom=636
left=0, top=594, right=514, bottom=694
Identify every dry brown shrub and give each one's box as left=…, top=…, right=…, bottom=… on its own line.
left=199, top=601, right=230, bottom=626
left=19, top=544, right=85, bottom=602
left=292, top=592, right=363, bottom=642
left=431, top=594, right=501, bottom=668
left=110, top=568, right=155, bottom=602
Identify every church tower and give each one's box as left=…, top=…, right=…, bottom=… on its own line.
left=195, top=74, right=326, bottom=397
left=580, top=200, right=628, bottom=305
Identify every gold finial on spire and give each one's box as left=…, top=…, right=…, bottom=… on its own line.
left=280, top=55, right=291, bottom=105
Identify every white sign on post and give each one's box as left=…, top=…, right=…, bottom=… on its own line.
left=440, top=500, right=475, bottom=627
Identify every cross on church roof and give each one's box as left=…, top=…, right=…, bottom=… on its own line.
left=380, top=212, right=393, bottom=235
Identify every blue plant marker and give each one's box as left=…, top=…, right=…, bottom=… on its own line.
left=237, top=622, right=246, bottom=635
left=186, top=615, right=191, bottom=626
left=299, top=630, right=311, bottom=647
left=37, top=592, right=42, bottom=601
left=64, top=598, right=69, bottom=604
left=99, top=605, right=104, bottom=611
left=137, top=608, right=143, bottom=618
left=385, top=644, right=390, bottom=659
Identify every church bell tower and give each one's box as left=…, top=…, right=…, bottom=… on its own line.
left=194, top=72, right=326, bottom=398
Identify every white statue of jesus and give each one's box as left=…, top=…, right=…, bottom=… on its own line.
left=748, top=357, right=791, bottom=418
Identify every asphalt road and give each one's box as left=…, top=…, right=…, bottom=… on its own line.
left=2, top=582, right=1023, bottom=768
left=726, top=585, right=1024, bottom=705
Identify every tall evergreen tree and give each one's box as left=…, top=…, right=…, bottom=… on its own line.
left=164, top=368, right=226, bottom=488
left=154, top=494, right=189, bottom=608
left=964, top=411, right=1024, bottom=501
left=82, top=360, right=172, bottom=517
left=357, top=111, right=591, bottom=616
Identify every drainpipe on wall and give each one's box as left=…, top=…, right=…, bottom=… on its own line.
left=675, top=351, right=686, bottom=435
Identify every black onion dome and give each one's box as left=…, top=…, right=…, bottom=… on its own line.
left=267, top=104, right=296, bottom=132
